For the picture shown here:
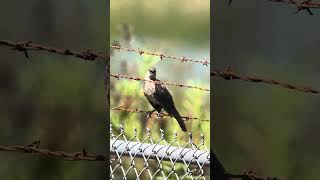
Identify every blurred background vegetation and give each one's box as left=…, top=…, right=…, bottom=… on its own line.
left=0, top=1, right=106, bottom=179
left=110, top=0, right=210, bottom=178
left=214, top=1, right=320, bottom=180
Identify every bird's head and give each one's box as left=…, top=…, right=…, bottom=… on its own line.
left=147, top=67, right=156, bottom=80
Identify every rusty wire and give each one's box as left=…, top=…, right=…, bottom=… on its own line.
left=226, top=171, right=279, bottom=180
left=269, top=0, right=320, bottom=15
left=110, top=73, right=210, bottom=92
left=228, top=0, right=320, bottom=16
left=212, top=67, right=319, bottom=94
left=0, top=40, right=108, bottom=61
left=111, top=45, right=210, bottom=66
left=0, top=140, right=106, bottom=161
left=111, top=106, right=210, bottom=122
left=229, top=0, right=320, bottom=15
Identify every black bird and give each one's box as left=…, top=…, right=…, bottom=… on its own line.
left=143, top=67, right=187, bottom=132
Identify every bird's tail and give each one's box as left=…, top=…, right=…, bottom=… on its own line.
left=171, top=106, right=187, bottom=132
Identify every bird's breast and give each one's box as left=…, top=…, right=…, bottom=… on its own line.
left=143, top=81, right=158, bottom=103
left=143, top=81, right=156, bottom=95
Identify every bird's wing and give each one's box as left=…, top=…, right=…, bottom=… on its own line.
left=154, top=81, right=187, bottom=132
left=154, top=82, right=175, bottom=114
left=145, top=94, right=161, bottom=111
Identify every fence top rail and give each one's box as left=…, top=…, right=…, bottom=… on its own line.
left=110, top=139, right=210, bottom=166
left=110, top=124, right=210, bottom=179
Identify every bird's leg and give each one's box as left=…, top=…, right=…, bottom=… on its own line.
left=156, top=109, right=164, bottom=119
left=146, top=109, right=156, bottom=118
left=156, top=113, right=162, bottom=119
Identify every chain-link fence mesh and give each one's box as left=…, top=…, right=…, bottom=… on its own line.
left=110, top=125, right=210, bottom=179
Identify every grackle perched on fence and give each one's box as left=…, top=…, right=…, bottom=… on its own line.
left=143, top=67, right=187, bottom=132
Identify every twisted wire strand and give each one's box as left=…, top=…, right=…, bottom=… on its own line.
left=269, top=0, right=320, bottom=15
left=111, top=106, right=210, bottom=122
left=110, top=73, right=210, bottom=92
left=225, top=171, right=279, bottom=180
left=0, top=140, right=106, bottom=161
left=111, top=45, right=210, bottom=66
left=0, top=40, right=108, bottom=61
left=229, top=0, right=320, bottom=15
left=212, top=68, right=319, bottom=94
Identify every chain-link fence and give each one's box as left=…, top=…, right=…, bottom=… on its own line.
left=110, top=125, right=210, bottom=179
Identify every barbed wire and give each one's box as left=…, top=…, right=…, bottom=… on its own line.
left=226, top=171, right=279, bottom=180
left=229, top=0, right=320, bottom=15
left=111, top=106, right=210, bottom=122
left=0, top=140, right=106, bottom=161
left=110, top=73, right=210, bottom=92
left=269, top=0, right=320, bottom=15
left=212, top=67, right=319, bottom=94
left=0, top=40, right=108, bottom=61
left=111, top=45, right=210, bottom=66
